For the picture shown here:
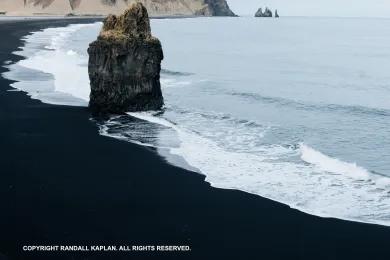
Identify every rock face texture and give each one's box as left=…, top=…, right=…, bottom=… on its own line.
left=88, top=2, right=164, bottom=114
left=69, top=0, right=81, bottom=10
left=1, top=0, right=236, bottom=16
left=195, top=0, right=236, bottom=16
left=24, top=0, right=55, bottom=8
left=255, top=7, right=273, bottom=18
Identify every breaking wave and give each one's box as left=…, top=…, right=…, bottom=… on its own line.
left=229, top=91, right=390, bottom=117
left=99, top=111, right=390, bottom=226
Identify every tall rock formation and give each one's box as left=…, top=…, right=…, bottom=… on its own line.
left=1, top=0, right=237, bottom=16
left=275, top=9, right=279, bottom=18
left=255, top=7, right=273, bottom=17
left=88, top=2, right=164, bottom=114
left=255, top=8, right=263, bottom=17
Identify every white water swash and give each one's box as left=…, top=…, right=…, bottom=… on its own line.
left=3, top=17, right=390, bottom=226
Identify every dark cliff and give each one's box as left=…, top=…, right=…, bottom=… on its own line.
left=203, top=0, right=237, bottom=16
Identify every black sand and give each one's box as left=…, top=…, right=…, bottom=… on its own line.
left=0, top=19, right=390, bottom=260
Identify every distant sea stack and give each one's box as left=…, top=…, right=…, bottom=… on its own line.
left=2, top=0, right=236, bottom=16
left=275, top=9, right=279, bottom=18
left=255, top=7, right=273, bottom=18
left=88, top=2, right=164, bottom=114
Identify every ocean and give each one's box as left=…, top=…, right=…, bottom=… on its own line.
left=4, top=17, right=390, bottom=226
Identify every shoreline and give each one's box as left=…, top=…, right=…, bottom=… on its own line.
left=1, top=19, right=390, bottom=260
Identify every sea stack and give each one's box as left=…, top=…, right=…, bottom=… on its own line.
left=88, top=2, right=164, bottom=114
left=275, top=9, right=279, bottom=18
left=255, top=7, right=273, bottom=17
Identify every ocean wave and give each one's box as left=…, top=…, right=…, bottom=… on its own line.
left=165, top=105, right=267, bottom=129
left=161, top=78, right=193, bottom=88
left=97, top=113, right=181, bottom=150
left=161, top=69, right=194, bottom=76
left=300, top=144, right=370, bottom=180
left=99, top=111, right=390, bottom=226
left=229, top=91, right=390, bottom=117
left=2, top=23, right=97, bottom=106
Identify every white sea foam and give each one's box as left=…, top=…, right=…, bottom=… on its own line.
left=3, top=23, right=95, bottom=106
left=300, top=144, right=371, bottom=180
left=66, top=50, right=77, bottom=56
left=123, top=112, right=390, bottom=226
left=161, top=78, right=193, bottom=88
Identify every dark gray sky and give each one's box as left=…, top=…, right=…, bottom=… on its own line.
left=227, top=0, right=390, bottom=17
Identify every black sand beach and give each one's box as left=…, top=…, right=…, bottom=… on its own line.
left=0, top=19, right=390, bottom=260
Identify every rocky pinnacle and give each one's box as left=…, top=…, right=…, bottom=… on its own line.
left=88, top=2, right=164, bottom=114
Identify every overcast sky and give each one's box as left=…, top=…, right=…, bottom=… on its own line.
left=227, top=0, right=390, bottom=17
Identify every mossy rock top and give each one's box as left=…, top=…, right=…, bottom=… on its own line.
left=99, top=2, right=152, bottom=41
